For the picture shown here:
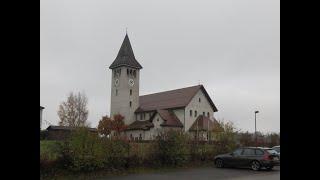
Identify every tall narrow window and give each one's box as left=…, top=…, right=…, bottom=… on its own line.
left=130, top=89, right=132, bottom=96
left=203, top=112, right=205, bottom=116
left=195, top=111, right=197, bottom=117
left=116, top=89, right=118, bottom=96
left=140, top=114, right=142, bottom=120
left=143, top=113, right=145, bottom=120
left=207, top=112, right=210, bottom=117
left=190, top=110, right=192, bottom=117
left=199, top=98, right=201, bottom=102
left=130, top=101, right=132, bottom=107
left=127, top=69, right=129, bottom=75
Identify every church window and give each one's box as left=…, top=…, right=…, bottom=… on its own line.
left=139, top=134, right=142, bottom=140
left=140, top=114, right=143, bottom=120
left=130, top=101, right=132, bottom=107
left=130, top=69, right=132, bottom=75
left=207, top=112, right=210, bottom=117
left=133, top=70, right=136, bottom=78
left=157, top=118, right=159, bottom=122
left=143, top=113, right=146, bottom=120
left=190, top=110, right=192, bottom=117
left=127, top=69, right=129, bottom=75
left=199, top=98, right=201, bottom=102
left=130, top=89, right=132, bottom=95
left=195, top=111, right=197, bottom=117
left=203, top=112, right=205, bottom=116
left=116, top=89, right=118, bottom=96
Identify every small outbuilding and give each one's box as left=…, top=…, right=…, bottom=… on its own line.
left=45, top=125, right=98, bottom=140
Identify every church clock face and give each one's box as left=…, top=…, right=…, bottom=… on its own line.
left=114, top=78, right=119, bottom=86
left=128, top=79, right=134, bottom=87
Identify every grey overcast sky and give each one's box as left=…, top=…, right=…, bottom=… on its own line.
left=40, top=0, right=280, bottom=133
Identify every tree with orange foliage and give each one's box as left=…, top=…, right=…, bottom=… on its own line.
left=97, top=114, right=127, bottom=138
left=112, top=114, right=127, bottom=137
left=97, top=116, right=113, bottom=137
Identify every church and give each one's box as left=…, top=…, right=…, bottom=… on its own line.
left=108, top=34, right=219, bottom=141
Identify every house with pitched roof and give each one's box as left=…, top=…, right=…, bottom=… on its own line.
left=108, top=34, right=219, bottom=140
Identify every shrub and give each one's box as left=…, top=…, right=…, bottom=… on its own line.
left=61, top=128, right=105, bottom=172
left=128, top=142, right=155, bottom=167
left=212, top=120, right=238, bottom=154
left=40, top=130, right=48, bottom=140
left=152, top=130, right=189, bottom=166
left=40, top=140, right=63, bottom=177
left=102, top=138, right=130, bottom=169
left=40, top=140, right=62, bottom=161
left=190, top=143, right=216, bottom=162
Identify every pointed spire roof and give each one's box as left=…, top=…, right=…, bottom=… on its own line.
left=109, top=34, right=143, bottom=69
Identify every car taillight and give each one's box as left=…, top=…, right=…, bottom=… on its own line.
left=263, top=153, right=271, bottom=160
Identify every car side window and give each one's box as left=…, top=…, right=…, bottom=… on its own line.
left=233, top=148, right=243, bottom=156
left=242, top=148, right=255, bottom=156
left=255, top=149, right=264, bottom=155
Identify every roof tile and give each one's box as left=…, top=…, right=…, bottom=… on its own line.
left=136, top=85, right=218, bottom=112
left=189, top=115, right=220, bottom=131
left=109, top=34, right=143, bottom=69
left=157, top=109, right=183, bottom=127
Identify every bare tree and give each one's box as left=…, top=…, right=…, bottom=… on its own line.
left=239, top=131, right=254, bottom=146
left=212, top=119, right=238, bottom=152
left=58, top=92, right=89, bottom=127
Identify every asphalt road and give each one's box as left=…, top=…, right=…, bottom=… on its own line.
left=97, top=166, right=280, bottom=180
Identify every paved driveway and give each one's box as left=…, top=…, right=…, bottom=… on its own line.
left=97, top=166, right=280, bottom=180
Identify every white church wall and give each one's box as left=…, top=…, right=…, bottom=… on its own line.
left=184, top=89, right=215, bottom=131
left=172, top=108, right=185, bottom=130
left=127, top=130, right=144, bottom=140
left=148, top=113, right=164, bottom=140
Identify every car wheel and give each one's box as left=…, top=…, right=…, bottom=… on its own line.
left=266, top=166, right=273, bottom=171
left=251, top=161, right=261, bottom=171
left=215, top=159, right=224, bottom=168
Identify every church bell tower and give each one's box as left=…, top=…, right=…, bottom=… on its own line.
left=109, top=34, right=142, bottom=125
